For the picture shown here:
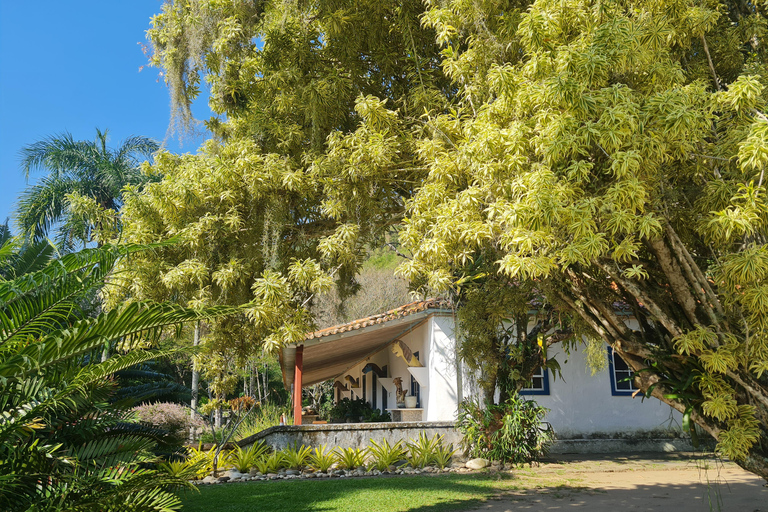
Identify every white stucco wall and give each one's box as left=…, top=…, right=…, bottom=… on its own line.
left=331, top=313, right=682, bottom=440
left=424, top=315, right=459, bottom=421
left=529, top=345, right=682, bottom=438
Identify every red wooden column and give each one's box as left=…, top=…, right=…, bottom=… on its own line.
left=293, top=345, right=304, bottom=425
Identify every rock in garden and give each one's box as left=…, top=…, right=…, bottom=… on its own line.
left=285, top=469, right=301, bottom=476
left=202, top=476, right=217, bottom=484
left=466, top=458, right=490, bottom=470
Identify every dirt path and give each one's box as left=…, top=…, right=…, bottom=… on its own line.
left=472, top=454, right=768, bottom=511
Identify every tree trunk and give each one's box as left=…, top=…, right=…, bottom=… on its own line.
left=263, top=363, right=269, bottom=400
left=190, top=322, right=200, bottom=421
left=249, top=363, right=255, bottom=398
left=215, top=401, right=223, bottom=430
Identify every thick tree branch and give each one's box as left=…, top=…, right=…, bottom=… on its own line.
left=646, top=237, right=700, bottom=328
left=595, top=260, right=683, bottom=338
left=557, top=290, right=618, bottom=343
left=726, top=370, right=768, bottom=410
left=664, top=222, right=725, bottom=322
left=662, top=223, right=722, bottom=330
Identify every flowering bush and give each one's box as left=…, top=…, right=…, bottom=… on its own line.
left=132, top=402, right=204, bottom=438
left=229, top=396, right=256, bottom=413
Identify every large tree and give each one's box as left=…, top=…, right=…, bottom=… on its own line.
left=15, top=128, right=159, bottom=250
left=108, top=0, right=450, bottom=419
left=137, top=0, right=768, bottom=480
left=396, top=0, right=768, bottom=480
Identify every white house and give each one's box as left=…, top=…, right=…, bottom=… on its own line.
left=280, top=299, right=687, bottom=449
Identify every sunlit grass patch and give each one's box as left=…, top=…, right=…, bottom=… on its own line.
left=179, top=473, right=518, bottom=512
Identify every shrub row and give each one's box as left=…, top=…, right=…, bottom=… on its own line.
left=164, top=433, right=456, bottom=479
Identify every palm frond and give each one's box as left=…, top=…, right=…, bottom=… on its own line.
left=15, top=174, right=78, bottom=242
left=0, top=242, right=234, bottom=511
left=19, top=131, right=84, bottom=180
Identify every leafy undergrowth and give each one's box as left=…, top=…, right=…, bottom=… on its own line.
left=179, top=473, right=520, bottom=512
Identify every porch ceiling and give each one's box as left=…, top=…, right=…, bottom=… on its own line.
left=282, top=303, right=451, bottom=388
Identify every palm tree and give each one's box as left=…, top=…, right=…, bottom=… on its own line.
left=15, top=128, right=159, bottom=250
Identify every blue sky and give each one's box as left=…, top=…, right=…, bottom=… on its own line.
left=0, top=1, right=209, bottom=229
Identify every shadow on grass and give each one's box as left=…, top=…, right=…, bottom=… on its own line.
left=492, top=479, right=768, bottom=511
left=179, top=473, right=516, bottom=512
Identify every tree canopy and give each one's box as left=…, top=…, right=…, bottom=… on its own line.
left=110, top=0, right=450, bottom=409
left=397, top=0, right=768, bottom=479
left=127, top=0, right=768, bottom=480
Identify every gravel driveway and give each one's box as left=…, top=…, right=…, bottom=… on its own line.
left=471, top=453, right=767, bottom=511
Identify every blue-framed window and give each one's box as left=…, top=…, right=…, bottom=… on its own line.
left=520, top=367, right=550, bottom=395
left=608, top=347, right=638, bottom=396
left=362, top=371, right=367, bottom=402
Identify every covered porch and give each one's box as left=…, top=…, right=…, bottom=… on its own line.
left=280, top=299, right=456, bottom=425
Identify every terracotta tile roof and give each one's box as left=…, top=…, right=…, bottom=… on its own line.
left=305, top=298, right=453, bottom=340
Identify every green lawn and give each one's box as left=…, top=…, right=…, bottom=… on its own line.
left=179, top=473, right=519, bottom=512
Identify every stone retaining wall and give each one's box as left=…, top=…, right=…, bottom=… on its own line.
left=238, top=422, right=695, bottom=454
left=238, top=421, right=460, bottom=451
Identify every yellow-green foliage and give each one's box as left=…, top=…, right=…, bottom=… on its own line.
left=187, top=445, right=233, bottom=478
left=230, top=442, right=269, bottom=473
left=406, top=433, right=442, bottom=469
left=308, top=445, right=336, bottom=472
left=367, top=438, right=407, bottom=471
left=334, top=447, right=368, bottom=470
left=282, top=443, right=313, bottom=470
left=139, top=0, right=768, bottom=477
left=254, top=452, right=285, bottom=474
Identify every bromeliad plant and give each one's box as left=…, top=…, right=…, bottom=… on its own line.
left=407, top=433, right=442, bottom=468
left=254, top=451, right=285, bottom=474
left=334, top=447, right=368, bottom=470
left=282, top=443, right=313, bottom=470
left=457, top=394, right=555, bottom=465
left=230, top=442, right=269, bottom=473
left=308, top=445, right=336, bottom=472
left=432, top=441, right=457, bottom=470
left=0, top=242, right=237, bottom=511
left=367, top=438, right=407, bottom=471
